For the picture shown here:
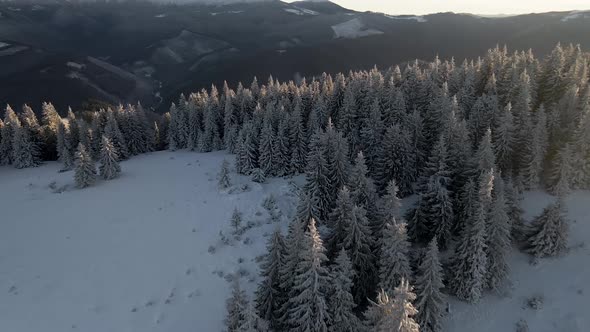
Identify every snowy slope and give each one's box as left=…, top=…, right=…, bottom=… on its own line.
left=447, top=191, right=590, bottom=332
left=0, top=151, right=300, bottom=332
left=331, top=18, right=384, bottom=39
left=0, top=151, right=588, bottom=332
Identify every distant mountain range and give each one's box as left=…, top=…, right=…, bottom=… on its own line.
left=1, top=0, right=589, bottom=114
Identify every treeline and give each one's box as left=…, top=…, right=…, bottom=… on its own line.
left=0, top=43, right=588, bottom=331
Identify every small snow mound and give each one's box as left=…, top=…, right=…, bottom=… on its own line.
left=332, top=18, right=384, bottom=39
left=385, top=14, right=427, bottom=22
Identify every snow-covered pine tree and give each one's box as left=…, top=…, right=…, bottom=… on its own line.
left=289, top=107, right=307, bottom=174
left=415, top=238, right=446, bottom=332
left=273, top=113, right=291, bottom=176
left=549, top=143, right=573, bottom=196
left=57, top=121, right=74, bottom=170
left=449, top=201, right=488, bottom=303
left=327, top=186, right=354, bottom=257
left=571, top=109, right=590, bottom=189
left=231, top=207, right=242, bottom=234
left=286, top=219, right=330, bottom=332
left=327, top=249, right=363, bottom=332
left=255, top=229, right=286, bottom=330
left=74, top=143, right=97, bottom=189
left=381, top=179, right=402, bottom=226
left=485, top=173, right=512, bottom=291
left=99, top=135, right=121, bottom=180
left=225, top=279, right=248, bottom=332
left=379, top=221, right=412, bottom=295
left=493, top=103, right=515, bottom=174
left=41, top=102, right=61, bottom=160
left=104, top=110, right=129, bottom=160
left=12, top=120, right=41, bottom=169
left=302, top=132, right=330, bottom=223
left=325, top=123, right=351, bottom=207
left=0, top=105, right=19, bottom=165
left=366, top=279, right=420, bottom=332
left=237, top=301, right=269, bottom=332
left=258, top=120, right=275, bottom=176
left=341, top=204, right=376, bottom=304
left=523, top=105, right=548, bottom=189
left=348, top=151, right=381, bottom=236
left=377, top=124, right=415, bottom=196
left=218, top=159, right=232, bottom=189
left=525, top=200, right=568, bottom=257
left=475, top=128, right=496, bottom=172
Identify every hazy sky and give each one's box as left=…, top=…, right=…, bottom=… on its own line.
left=290, top=0, right=590, bottom=15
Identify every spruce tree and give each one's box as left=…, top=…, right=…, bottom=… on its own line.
left=41, top=102, right=61, bottom=160
left=377, top=124, right=415, bottom=196
left=258, top=121, right=275, bottom=176
left=327, top=249, right=363, bottom=332
left=379, top=221, right=412, bottom=295
left=225, top=280, right=248, bottom=332
left=549, top=144, right=573, bottom=196
left=74, top=143, right=97, bottom=189
left=485, top=174, right=512, bottom=291
left=302, top=132, right=330, bottom=223
left=251, top=168, right=266, bottom=184
left=366, top=280, right=420, bottom=332
left=341, top=205, right=376, bottom=303
left=449, top=202, right=488, bottom=303
left=219, top=159, right=232, bottom=189
left=415, top=239, right=446, bottom=332
left=0, top=105, right=19, bottom=165
left=327, top=186, right=355, bottom=257
left=493, top=103, right=515, bottom=174
left=238, top=301, right=269, bottom=332
left=99, top=136, right=121, bottom=180
left=255, top=229, right=286, bottom=330
left=231, top=208, right=242, bottom=234
left=12, top=121, right=41, bottom=169
left=286, top=219, right=330, bottom=332
left=57, top=121, right=74, bottom=170
left=523, top=106, right=548, bottom=189
left=525, top=200, right=568, bottom=257
left=104, top=111, right=129, bottom=160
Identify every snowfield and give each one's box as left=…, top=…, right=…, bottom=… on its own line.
left=332, top=18, right=384, bottom=39
left=0, top=150, right=588, bottom=332
left=0, top=151, right=299, bottom=332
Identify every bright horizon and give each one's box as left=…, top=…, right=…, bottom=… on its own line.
left=287, top=0, right=590, bottom=16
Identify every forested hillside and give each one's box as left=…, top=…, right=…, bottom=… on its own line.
left=1, top=43, right=589, bottom=331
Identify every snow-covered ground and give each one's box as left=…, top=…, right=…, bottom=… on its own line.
left=384, top=14, right=428, bottom=23
left=561, top=11, right=590, bottom=22
left=332, top=18, right=384, bottom=39
left=0, top=150, right=588, bottom=332
left=0, top=151, right=299, bottom=332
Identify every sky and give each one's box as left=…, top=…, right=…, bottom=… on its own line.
left=289, top=0, right=590, bottom=16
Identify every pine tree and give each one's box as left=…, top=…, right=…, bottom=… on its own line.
left=379, top=221, right=412, bottom=295
left=255, top=229, right=286, bottom=330
left=225, top=280, right=248, bottom=332
left=231, top=208, right=242, bottom=234
left=377, top=124, right=415, bottom=196
left=258, top=121, right=275, bottom=176
left=12, top=121, right=41, bottom=169
left=273, top=114, right=291, bottom=176
left=99, top=135, right=121, bottom=180
left=219, top=159, right=232, bottom=189
left=523, top=106, right=548, bottom=189
left=289, top=107, right=307, bottom=174
left=341, top=205, right=376, bottom=303
left=302, top=132, right=330, bottom=223
left=485, top=174, right=511, bottom=291
left=238, top=301, right=269, bottom=332
left=493, top=103, right=515, bottom=174
left=57, top=121, right=74, bottom=170
left=327, top=249, right=363, bottom=332
left=286, top=219, right=330, bottom=332
left=549, top=144, right=573, bottom=196
left=381, top=179, right=402, bottom=226
left=505, top=176, right=526, bottom=244
left=0, top=105, right=19, bottom=165
left=449, top=202, right=488, bottom=303
left=410, top=176, right=454, bottom=248
left=74, top=143, right=97, bottom=189
left=415, top=239, right=446, bottom=332
left=251, top=168, right=266, bottom=183
left=104, top=111, right=129, bottom=160
left=367, top=280, right=420, bottom=332
left=41, top=102, right=61, bottom=160
left=327, top=186, right=355, bottom=257
left=571, top=109, right=590, bottom=189
left=525, top=200, right=568, bottom=257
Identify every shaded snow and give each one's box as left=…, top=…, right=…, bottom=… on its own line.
left=283, top=7, right=319, bottom=16
left=332, top=18, right=384, bottom=39
left=447, top=190, right=590, bottom=332
left=0, top=151, right=300, bottom=332
left=155, top=14, right=167, bottom=18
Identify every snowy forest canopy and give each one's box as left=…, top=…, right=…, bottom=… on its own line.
left=0, top=43, right=588, bottom=331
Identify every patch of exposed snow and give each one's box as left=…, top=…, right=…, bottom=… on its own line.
left=0, top=45, right=28, bottom=57
left=210, top=10, right=244, bottom=16
left=32, top=5, right=45, bottom=11
left=384, top=14, right=427, bottom=22
left=0, top=41, right=10, bottom=48
left=7, top=7, right=21, bottom=12
left=284, top=8, right=304, bottom=15
left=66, top=61, right=85, bottom=70
left=155, top=14, right=167, bottom=18
left=332, top=18, right=384, bottom=39
left=561, top=11, right=590, bottom=22
left=296, top=7, right=319, bottom=15
left=284, top=7, right=319, bottom=16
